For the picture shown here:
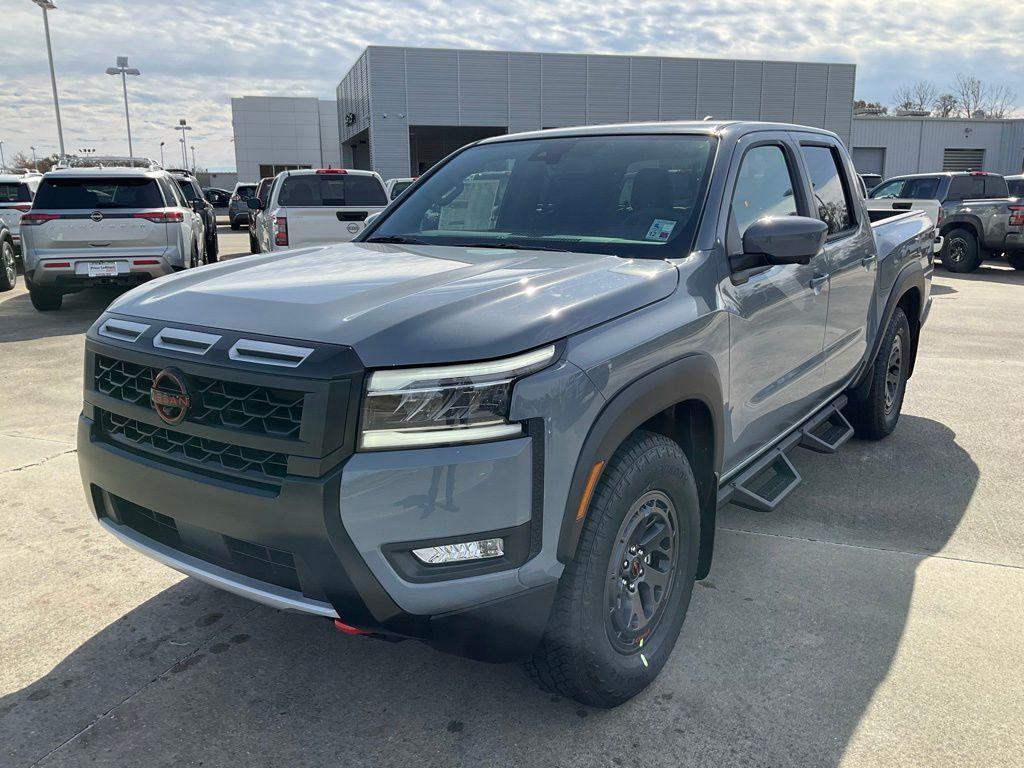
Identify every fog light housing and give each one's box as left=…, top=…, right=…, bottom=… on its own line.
left=412, top=538, right=504, bottom=565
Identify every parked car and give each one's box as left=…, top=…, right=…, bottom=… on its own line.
left=0, top=219, right=16, bottom=292
left=0, top=172, right=42, bottom=256
left=858, top=173, right=882, bottom=195
left=868, top=171, right=1024, bottom=271
left=79, top=121, right=933, bottom=707
left=228, top=182, right=257, bottom=230
left=1006, top=174, right=1024, bottom=199
left=249, top=168, right=388, bottom=252
left=169, top=170, right=218, bottom=263
left=247, top=177, right=273, bottom=254
left=20, top=167, right=206, bottom=311
left=384, top=176, right=416, bottom=201
left=203, top=187, right=231, bottom=207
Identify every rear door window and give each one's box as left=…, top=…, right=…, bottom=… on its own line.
left=946, top=176, right=985, bottom=200
left=1009, top=178, right=1024, bottom=198
left=0, top=183, right=32, bottom=203
left=901, top=177, right=940, bottom=199
left=279, top=174, right=387, bottom=207
left=869, top=179, right=905, bottom=199
left=800, top=144, right=855, bottom=236
left=983, top=176, right=1008, bottom=197
left=33, top=177, right=164, bottom=209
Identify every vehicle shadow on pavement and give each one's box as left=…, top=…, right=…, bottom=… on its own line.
left=935, top=264, right=1023, bottom=285
left=0, top=288, right=124, bottom=344
left=1, top=415, right=977, bottom=767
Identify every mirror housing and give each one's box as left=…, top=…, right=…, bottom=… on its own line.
left=364, top=211, right=381, bottom=227
left=742, top=216, right=828, bottom=266
left=246, top=197, right=263, bottom=211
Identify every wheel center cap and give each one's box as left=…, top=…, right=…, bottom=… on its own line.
left=630, top=559, right=642, bottom=578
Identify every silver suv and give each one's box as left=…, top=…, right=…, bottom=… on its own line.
left=21, top=168, right=206, bottom=311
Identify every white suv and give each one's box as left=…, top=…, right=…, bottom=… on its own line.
left=250, top=168, right=388, bottom=252
left=0, top=172, right=43, bottom=256
left=20, top=168, right=206, bottom=311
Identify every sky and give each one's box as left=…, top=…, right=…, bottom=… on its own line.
left=2, top=0, right=1021, bottom=171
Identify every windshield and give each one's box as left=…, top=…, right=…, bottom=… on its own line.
left=368, top=134, right=717, bottom=258
left=235, top=185, right=256, bottom=199
left=279, top=174, right=387, bottom=207
left=175, top=178, right=203, bottom=202
left=33, top=177, right=164, bottom=209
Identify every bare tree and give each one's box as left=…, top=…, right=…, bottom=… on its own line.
left=893, top=81, right=937, bottom=113
left=954, top=73, right=987, bottom=117
left=933, top=93, right=958, bottom=118
left=10, top=151, right=60, bottom=173
left=984, top=83, right=1016, bottom=119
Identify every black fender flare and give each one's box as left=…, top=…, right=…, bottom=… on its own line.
left=556, top=353, right=725, bottom=568
left=851, top=260, right=927, bottom=395
left=939, top=215, right=984, bottom=245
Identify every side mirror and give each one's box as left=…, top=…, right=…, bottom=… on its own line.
left=364, top=211, right=381, bottom=227
left=742, top=216, right=828, bottom=266
left=246, top=197, right=263, bottom=211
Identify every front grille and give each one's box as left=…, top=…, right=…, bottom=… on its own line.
left=95, top=355, right=304, bottom=439
left=99, top=410, right=289, bottom=480
left=224, top=536, right=301, bottom=592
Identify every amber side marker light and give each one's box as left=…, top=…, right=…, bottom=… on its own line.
left=576, top=461, right=606, bottom=522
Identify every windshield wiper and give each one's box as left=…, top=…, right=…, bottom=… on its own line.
left=459, top=242, right=572, bottom=253
left=364, top=235, right=430, bottom=245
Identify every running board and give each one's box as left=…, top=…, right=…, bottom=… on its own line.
left=797, top=397, right=853, bottom=454
left=718, top=397, right=853, bottom=513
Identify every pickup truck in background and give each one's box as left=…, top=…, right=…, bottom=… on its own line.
left=79, top=121, right=934, bottom=707
left=867, top=171, right=1024, bottom=272
left=249, top=168, right=389, bottom=252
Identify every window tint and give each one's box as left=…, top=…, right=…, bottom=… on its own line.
left=731, top=145, right=798, bottom=239
left=279, top=174, right=387, bottom=207
left=1008, top=178, right=1024, bottom=198
left=947, top=176, right=985, bottom=200
left=0, top=183, right=31, bottom=203
left=983, top=176, right=1008, bottom=197
left=33, top=177, right=164, bottom=209
left=801, top=145, right=854, bottom=235
left=372, top=135, right=717, bottom=259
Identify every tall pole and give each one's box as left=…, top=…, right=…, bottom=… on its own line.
left=0, top=140, right=5, bottom=172
left=174, top=119, right=191, bottom=170
left=38, top=3, right=66, bottom=162
left=190, top=145, right=197, bottom=173
left=121, top=71, right=134, bottom=163
left=159, top=142, right=165, bottom=167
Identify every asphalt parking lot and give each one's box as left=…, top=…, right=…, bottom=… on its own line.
left=2, top=226, right=1023, bottom=767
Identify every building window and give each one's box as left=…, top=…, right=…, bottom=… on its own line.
left=258, top=164, right=311, bottom=179
left=942, top=149, right=985, bottom=172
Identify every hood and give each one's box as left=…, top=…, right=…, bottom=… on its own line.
left=108, top=242, right=678, bottom=366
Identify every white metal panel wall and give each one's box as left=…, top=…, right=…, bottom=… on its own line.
left=231, top=96, right=325, bottom=183
left=338, top=50, right=370, bottom=143
left=760, top=62, right=796, bottom=123
left=407, top=48, right=459, bottom=125
left=542, top=54, right=587, bottom=127
left=586, top=55, right=630, bottom=125
left=459, top=50, right=510, bottom=126
left=697, top=59, right=735, bottom=119
left=825, top=65, right=856, bottom=145
left=368, top=47, right=411, bottom=182
left=732, top=61, right=763, bottom=120
left=629, top=57, right=662, bottom=122
left=659, top=58, right=699, bottom=120
left=794, top=63, right=828, bottom=128
left=508, top=53, right=542, bottom=133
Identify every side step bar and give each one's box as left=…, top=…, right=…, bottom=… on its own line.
left=719, top=396, right=854, bottom=513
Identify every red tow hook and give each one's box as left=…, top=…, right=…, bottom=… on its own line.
left=333, top=618, right=368, bottom=636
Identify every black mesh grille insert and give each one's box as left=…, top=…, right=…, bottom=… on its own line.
left=225, top=536, right=301, bottom=592
left=99, top=410, right=289, bottom=480
left=95, top=355, right=304, bottom=439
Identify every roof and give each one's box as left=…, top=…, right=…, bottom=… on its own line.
left=479, top=120, right=839, bottom=145
left=882, top=171, right=1002, bottom=180
left=42, top=167, right=166, bottom=178
left=0, top=174, right=34, bottom=184
left=281, top=168, right=379, bottom=177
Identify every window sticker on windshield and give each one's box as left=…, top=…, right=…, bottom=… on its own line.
left=645, top=219, right=676, bottom=242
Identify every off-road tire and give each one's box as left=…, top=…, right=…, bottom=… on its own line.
left=941, top=228, right=981, bottom=273
left=29, top=286, right=63, bottom=311
left=0, top=238, right=17, bottom=292
left=1006, top=251, right=1024, bottom=271
left=846, top=307, right=911, bottom=440
left=526, top=431, right=700, bottom=708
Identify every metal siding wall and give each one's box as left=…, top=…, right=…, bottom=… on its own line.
left=794, top=63, right=828, bottom=127
left=660, top=58, right=698, bottom=120
left=760, top=62, right=796, bottom=122
left=508, top=53, right=542, bottom=133
left=586, top=55, right=630, bottom=125
left=541, top=54, right=587, bottom=127
left=825, top=64, right=855, bottom=145
left=732, top=61, right=763, bottom=120
left=628, top=57, right=661, bottom=122
left=368, top=47, right=411, bottom=181
left=406, top=48, right=459, bottom=125
left=697, top=59, right=735, bottom=119
left=458, top=50, right=509, bottom=126
left=339, top=50, right=371, bottom=143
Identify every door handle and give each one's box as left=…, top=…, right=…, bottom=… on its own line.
left=810, top=274, right=829, bottom=293
left=861, top=254, right=877, bottom=269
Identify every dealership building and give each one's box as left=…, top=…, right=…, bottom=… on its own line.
left=231, top=45, right=1024, bottom=183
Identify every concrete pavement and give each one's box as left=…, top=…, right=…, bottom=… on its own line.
left=2, top=233, right=1023, bottom=767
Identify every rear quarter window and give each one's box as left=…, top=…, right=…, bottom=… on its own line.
left=983, top=176, right=1008, bottom=197
left=279, top=174, right=387, bottom=207
left=1009, top=179, right=1024, bottom=198
left=33, top=178, right=164, bottom=209
left=0, top=183, right=32, bottom=203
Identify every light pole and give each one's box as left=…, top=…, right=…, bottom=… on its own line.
left=31, top=0, right=66, bottom=163
left=0, top=140, right=5, bottom=172
left=31, top=146, right=38, bottom=169
left=159, top=141, right=165, bottom=167
left=174, top=119, right=191, bottom=169
left=190, top=145, right=197, bottom=173
left=105, top=56, right=141, bottom=164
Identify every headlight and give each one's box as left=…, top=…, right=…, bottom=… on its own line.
left=360, top=345, right=556, bottom=449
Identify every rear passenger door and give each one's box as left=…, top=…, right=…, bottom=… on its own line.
left=721, top=134, right=830, bottom=470
left=797, top=139, right=876, bottom=387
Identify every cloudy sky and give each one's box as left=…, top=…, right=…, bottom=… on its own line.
left=2, top=0, right=1021, bottom=170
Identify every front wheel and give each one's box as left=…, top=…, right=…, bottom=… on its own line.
left=941, top=228, right=981, bottom=273
left=845, top=307, right=911, bottom=440
left=526, top=431, right=700, bottom=708
left=1006, top=251, right=1024, bottom=271
left=249, top=230, right=260, bottom=254
left=0, top=239, right=17, bottom=291
left=206, top=232, right=219, bottom=263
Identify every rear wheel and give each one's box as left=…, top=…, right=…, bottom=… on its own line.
left=941, top=228, right=981, bottom=273
left=526, top=431, right=700, bottom=708
left=846, top=307, right=911, bottom=440
left=230, top=219, right=240, bottom=231
left=1006, top=251, right=1024, bottom=271
left=29, top=286, right=63, bottom=311
left=0, top=239, right=17, bottom=292
left=206, top=231, right=219, bottom=263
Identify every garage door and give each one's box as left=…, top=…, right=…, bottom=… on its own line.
left=852, top=147, right=885, bottom=176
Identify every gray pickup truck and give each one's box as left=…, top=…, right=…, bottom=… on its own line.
left=78, top=121, right=934, bottom=707
left=868, top=171, right=1024, bottom=272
